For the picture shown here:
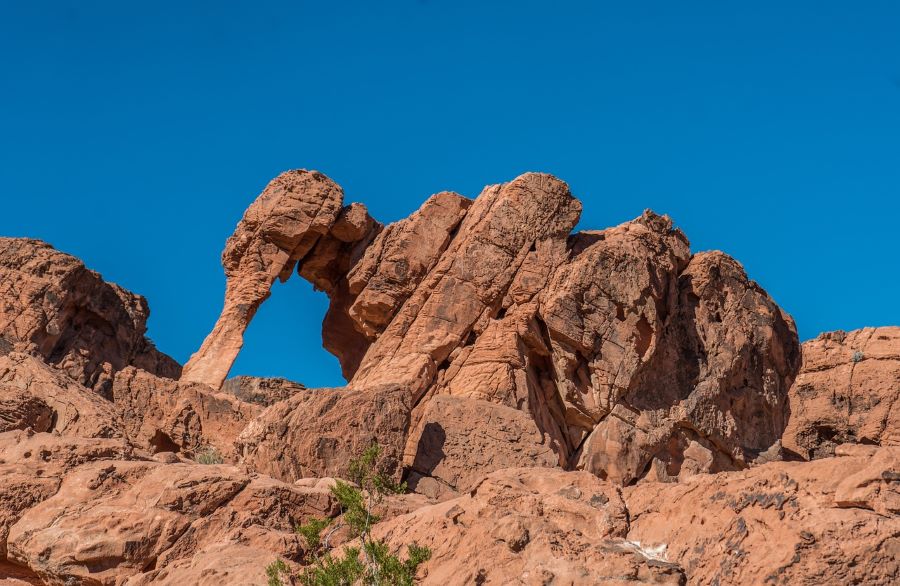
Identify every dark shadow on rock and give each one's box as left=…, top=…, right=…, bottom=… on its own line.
left=409, top=422, right=446, bottom=486
left=150, top=429, right=181, bottom=454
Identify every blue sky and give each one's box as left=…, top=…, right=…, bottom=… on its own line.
left=2, top=2, right=898, bottom=387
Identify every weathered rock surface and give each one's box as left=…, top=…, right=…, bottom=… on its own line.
left=124, top=473, right=338, bottom=585
left=375, top=467, right=686, bottom=585
left=0, top=431, right=134, bottom=559
left=0, top=561, right=42, bottom=585
left=350, top=173, right=583, bottom=399
left=183, top=170, right=802, bottom=488
left=0, top=352, right=124, bottom=439
left=112, top=367, right=260, bottom=459
left=5, top=456, right=337, bottom=585
left=181, top=170, right=346, bottom=388
left=237, top=384, right=411, bottom=483
left=0, top=238, right=180, bottom=394
left=346, top=191, right=471, bottom=342
left=0, top=428, right=342, bottom=586
left=406, top=395, right=560, bottom=497
left=625, top=446, right=900, bottom=585
left=221, top=375, right=306, bottom=406
left=4, top=169, right=897, bottom=586
left=296, top=202, right=381, bottom=380
left=783, top=327, right=900, bottom=460
left=575, top=249, right=801, bottom=484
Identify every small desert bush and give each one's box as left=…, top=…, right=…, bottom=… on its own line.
left=267, top=443, right=430, bottom=585
left=267, top=559, right=291, bottom=586
left=195, top=445, right=224, bottom=465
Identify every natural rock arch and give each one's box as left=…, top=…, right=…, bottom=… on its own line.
left=186, top=169, right=801, bottom=485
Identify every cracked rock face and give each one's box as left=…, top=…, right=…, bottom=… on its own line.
left=236, top=384, right=411, bottom=483
left=112, top=367, right=260, bottom=461
left=625, top=445, right=900, bottom=585
left=181, top=170, right=347, bottom=388
left=373, top=467, right=686, bottom=586
left=0, top=238, right=180, bottom=395
left=783, top=326, right=900, bottom=460
left=0, top=352, right=125, bottom=439
left=0, top=167, right=896, bottom=585
left=191, top=170, right=800, bottom=486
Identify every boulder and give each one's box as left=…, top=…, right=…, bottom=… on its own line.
left=539, top=213, right=692, bottom=450
left=237, top=384, right=411, bottom=483
left=575, top=249, right=801, bottom=483
left=783, top=327, right=900, bottom=459
left=0, top=352, right=124, bottom=439
left=112, top=367, right=260, bottom=460
left=406, top=395, right=560, bottom=496
left=221, top=374, right=307, bottom=406
left=0, top=238, right=180, bottom=395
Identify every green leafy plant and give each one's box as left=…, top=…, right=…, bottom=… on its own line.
left=195, top=445, right=224, bottom=465
left=852, top=350, right=864, bottom=363
left=296, top=517, right=332, bottom=553
left=298, top=547, right=365, bottom=586
left=268, top=443, right=430, bottom=585
left=266, top=559, right=290, bottom=586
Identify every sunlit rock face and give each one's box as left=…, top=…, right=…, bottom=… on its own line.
left=782, top=326, right=900, bottom=460
left=10, top=169, right=895, bottom=586
left=187, top=169, right=800, bottom=486
left=0, top=237, right=180, bottom=396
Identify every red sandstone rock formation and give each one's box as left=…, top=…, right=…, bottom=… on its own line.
left=625, top=444, right=900, bottom=585
left=0, top=238, right=180, bottom=395
left=0, top=352, right=124, bottom=438
left=374, top=467, right=686, bottom=585
left=112, top=367, right=260, bottom=460
left=783, top=326, right=900, bottom=459
left=220, top=375, right=307, bottom=406
left=200, top=171, right=800, bottom=488
left=236, top=384, right=410, bottom=483
left=181, top=171, right=347, bottom=388
left=0, top=169, right=897, bottom=585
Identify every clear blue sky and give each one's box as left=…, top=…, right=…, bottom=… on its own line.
left=2, top=2, right=898, bottom=387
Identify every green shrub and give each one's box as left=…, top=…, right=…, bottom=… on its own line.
left=195, top=445, right=224, bottom=465
left=296, top=517, right=332, bottom=553
left=298, top=547, right=365, bottom=586
left=268, top=443, right=430, bottom=585
left=266, top=559, right=290, bottom=586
